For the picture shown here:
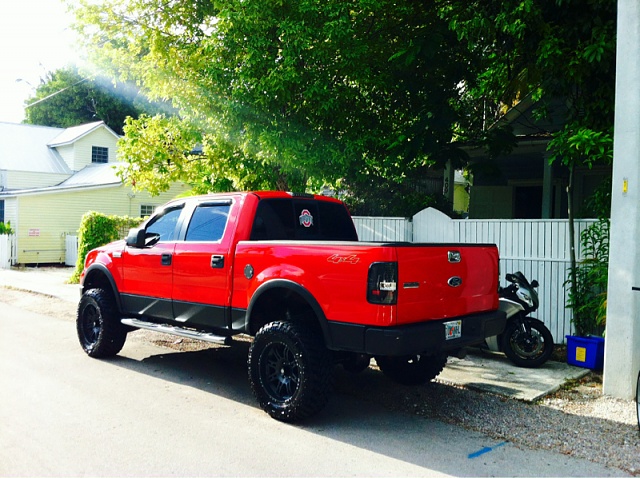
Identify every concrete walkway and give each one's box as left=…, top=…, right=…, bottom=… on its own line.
left=0, top=265, right=589, bottom=401
left=0, top=266, right=79, bottom=303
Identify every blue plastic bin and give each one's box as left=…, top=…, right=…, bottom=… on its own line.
left=566, top=335, right=605, bottom=369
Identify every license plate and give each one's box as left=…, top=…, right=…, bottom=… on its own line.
left=444, top=320, right=462, bottom=340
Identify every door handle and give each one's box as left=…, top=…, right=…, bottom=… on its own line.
left=211, top=254, right=225, bottom=269
left=161, top=254, right=172, bottom=266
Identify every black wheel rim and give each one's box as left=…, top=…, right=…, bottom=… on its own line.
left=510, top=329, right=544, bottom=359
left=260, top=342, right=300, bottom=403
left=80, top=303, right=102, bottom=347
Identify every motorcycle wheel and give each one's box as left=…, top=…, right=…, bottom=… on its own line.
left=501, top=317, right=554, bottom=368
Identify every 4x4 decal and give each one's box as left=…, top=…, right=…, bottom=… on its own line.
left=327, top=254, right=360, bottom=264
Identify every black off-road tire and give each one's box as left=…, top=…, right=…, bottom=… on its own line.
left=501, top=317, right=554, bottom=368
left=248, top=321, right=333, bottom=422
left=77, top=288, right=127, bottom=358
left=375, top=354, right=447, bottom=385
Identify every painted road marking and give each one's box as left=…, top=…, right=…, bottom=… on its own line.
left=468, top=441, right=508, bottom=459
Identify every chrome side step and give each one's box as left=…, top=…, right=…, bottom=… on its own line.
left=121, top=318, right=232, bottom=345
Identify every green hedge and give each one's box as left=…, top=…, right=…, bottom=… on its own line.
left=69, top=212, right=144, bottom=284
left=0, top=221, right=14, bottom=234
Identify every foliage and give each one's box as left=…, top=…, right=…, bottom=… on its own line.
left=343, top=179, right=454, bottom=217
left=565, top=218, right=609, bottom=336
left=0, top=221, right=14, bottom=235
left=565, top=178, right=611, bottom=336
left=581, top=177, right=612, bottom=219
left=548, top=126, right=613, bottom=170
left=439, top=0, right=616, bottom=142
left=69, top=212, right=143, bottom=284
left=70, top=0, right=471, bottom=210
left=440, top=0, right=616, bottom=332
left=70, top=0, right=616, bottom=215
left=24, top=66, right=164, bottom=135
left=117, top=114, right=308, bottom=195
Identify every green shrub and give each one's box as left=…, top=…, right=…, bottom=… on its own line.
left=565, top=218, right=609, bottom=336
left=0, top=221, right=14, bottom=234
left=69, top=212, right=143, bottom=284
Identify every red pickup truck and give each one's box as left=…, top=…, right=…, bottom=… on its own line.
left=77, top=191, right=505, bottom=421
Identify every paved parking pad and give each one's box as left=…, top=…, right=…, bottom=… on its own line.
left=439, top=351, right=589, bottom=402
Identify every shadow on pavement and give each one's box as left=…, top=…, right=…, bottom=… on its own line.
left=101, top=336, right=637, bottom=477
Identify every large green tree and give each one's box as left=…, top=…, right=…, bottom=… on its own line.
left=24, top=66, right=160, bottom=135
left=440, top=0, right=616, bottom=333
left=70, top=0, right=616, bottom=217
left=71, top=0, right=471, bottom=214
left=440, top=0, right=615, bottom=163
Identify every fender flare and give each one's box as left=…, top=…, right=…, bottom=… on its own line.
left=82, top=263, right=123, bottom=312
left=246, top=279, right=334, bottom=349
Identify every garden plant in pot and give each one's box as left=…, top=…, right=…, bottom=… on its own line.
left=565, top=217, right=608, bottom=369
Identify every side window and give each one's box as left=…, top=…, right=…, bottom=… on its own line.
left=146, top=207, right=183, bottom=242
left=185, top=204, right=230, bottom=242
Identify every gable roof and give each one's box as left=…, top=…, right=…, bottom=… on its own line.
left=0, top=163, right=123, bottom=198
left=56, top=162, right=122, bottom=188
left=490, top=95, right=567, bottom=138
left=0, top=122, right=71, bottom=174
left=47, top=121, right=120, bottom=147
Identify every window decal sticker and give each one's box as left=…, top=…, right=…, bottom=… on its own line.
left=299, top=209, right=314, bottom=227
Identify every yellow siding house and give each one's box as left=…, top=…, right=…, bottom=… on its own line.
left=0, top=121, right=188, bottom=264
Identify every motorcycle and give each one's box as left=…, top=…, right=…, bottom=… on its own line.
left=485, top=271, right=554, bottom=368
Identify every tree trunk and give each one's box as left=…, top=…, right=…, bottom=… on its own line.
left=567, top=163, right=579, bottom=334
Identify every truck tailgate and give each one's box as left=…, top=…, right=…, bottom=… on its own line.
left=395, top=243, right=499, bottom=325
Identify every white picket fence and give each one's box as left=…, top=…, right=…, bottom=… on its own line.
left=353, top=216, right=413, bottom=242
left=0, top=234, right=16, bottom=269
left=61, top=213, right=592, bottom=343
left=353, top=209, right=598, bottom=344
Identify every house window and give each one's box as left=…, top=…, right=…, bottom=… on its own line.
left=140, top=205, right=155, bottom=218
left=0, top=200, right=4, bottom=224
left=91, top=146, right=109, bottom=163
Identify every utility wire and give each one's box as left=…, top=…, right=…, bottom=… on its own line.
left=23, top=77, right=89, bottom=109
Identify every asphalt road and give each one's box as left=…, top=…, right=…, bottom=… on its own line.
left=0, top=296, right=626, bottom=477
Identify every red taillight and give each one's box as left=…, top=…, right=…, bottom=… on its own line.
left=367, top=262, right=397, bottom=305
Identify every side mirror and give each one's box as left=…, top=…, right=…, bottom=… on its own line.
left=531, top=279, right=539, bottom=288
left=126, top=228, right=146, bottom=248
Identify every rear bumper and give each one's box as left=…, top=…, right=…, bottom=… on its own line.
left=327, top=310, right=506, bottom=356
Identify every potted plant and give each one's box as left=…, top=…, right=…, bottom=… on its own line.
left=565, top=217, right=609, bottom=369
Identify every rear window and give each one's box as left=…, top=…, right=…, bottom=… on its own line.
left=250, top=198, right=358, bottom=241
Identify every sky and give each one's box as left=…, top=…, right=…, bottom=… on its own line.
left=0, top=0, right=78, bottom=124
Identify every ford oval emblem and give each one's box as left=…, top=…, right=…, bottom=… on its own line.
left=448, top=276, right=463, bottom=287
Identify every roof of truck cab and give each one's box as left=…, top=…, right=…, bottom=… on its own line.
left=164, top=191, right=344, bottom=204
